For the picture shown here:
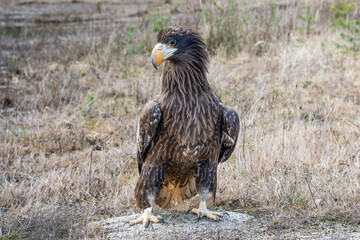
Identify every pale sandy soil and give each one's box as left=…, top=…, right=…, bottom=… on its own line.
left=93, top=210, right=360, bottom=240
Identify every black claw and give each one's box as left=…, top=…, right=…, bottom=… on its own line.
left=187, top=207, right=194, bottom=213
left=145, top=222, right=154, bottom=229
left=158, top=216, right=165, bottom=223
left=223, top=212, right=230, bottom=218
left=123, top=221, right=130, bottom=226
left=197, top=212, right=203, bottom=221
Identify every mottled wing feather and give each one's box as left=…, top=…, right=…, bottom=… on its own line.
left=137, top=101, right=162, bottom=173
left=219, top=106, right=240, bottom=163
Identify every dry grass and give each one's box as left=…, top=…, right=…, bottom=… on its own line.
left=1, top=0, right=360, bottom=239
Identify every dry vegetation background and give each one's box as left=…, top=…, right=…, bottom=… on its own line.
left=1, top=0, right=360, bottom=239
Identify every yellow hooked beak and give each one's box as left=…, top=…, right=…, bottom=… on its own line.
left=151, top=43, right=177, bottom=70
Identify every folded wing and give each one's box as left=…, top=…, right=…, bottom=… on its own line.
left=219, top=106, right=240, bottom=163
left=137, top=101, right=162, bottom=173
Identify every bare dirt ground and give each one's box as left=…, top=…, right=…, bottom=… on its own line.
left=94, top=210, right=360, bottom=240
left=1, top=0, right=360, bottom=239
left=96, top=211, right=252, bottom=239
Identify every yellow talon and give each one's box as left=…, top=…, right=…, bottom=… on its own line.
left=127, top=207, right=164, bottom=228
left=190, top=201, right=224, bottom=221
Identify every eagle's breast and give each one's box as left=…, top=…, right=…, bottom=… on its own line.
left=157, top=92, right=220, bottom=150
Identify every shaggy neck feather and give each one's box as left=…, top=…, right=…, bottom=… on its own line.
left=161, top=55, right=210, bottom=99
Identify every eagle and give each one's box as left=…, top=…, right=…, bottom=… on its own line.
left=129, top=26, right=239, bottom=227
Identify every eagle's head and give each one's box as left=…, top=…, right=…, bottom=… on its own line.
left=151, top=26, right=208, bottom=70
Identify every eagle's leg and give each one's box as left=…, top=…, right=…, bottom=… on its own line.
left=128, top=207, right=164, bottom=228
left=190, top=161, right=223, bottom=221
left=190, top=191, right=224, bottom=221
left=130, top=165, right=165, bottom=228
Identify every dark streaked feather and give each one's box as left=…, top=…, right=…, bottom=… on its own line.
left=135, top=165, right=164, bottom=209
left=219, top=106, right=240, bottom=163
left=196, top=160, right=218, bottom=201
left=137, top=101, right=161, bottom=173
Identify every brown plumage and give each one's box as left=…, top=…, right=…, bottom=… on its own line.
left=134, top=26, right=239, bottom=224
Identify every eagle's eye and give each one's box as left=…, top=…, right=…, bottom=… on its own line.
left=169, top=39, right=177, bottom=46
